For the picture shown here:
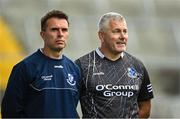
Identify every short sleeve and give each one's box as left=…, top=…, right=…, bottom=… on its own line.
left=138, top=66, right=154, bottom=101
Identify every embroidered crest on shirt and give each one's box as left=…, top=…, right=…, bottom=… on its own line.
left=127, top=67, right=138, bottom=79
left=66, top=73, right=76, bottom=86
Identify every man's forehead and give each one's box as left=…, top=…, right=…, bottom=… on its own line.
left=46, top=18, right=68, bottom=24
left=109, top=20, right=127, bottom=28
left=46, top=19, right=68, bottom=27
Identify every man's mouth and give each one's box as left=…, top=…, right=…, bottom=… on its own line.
left=116, top=41, right=126, bottom=45
left=56, top=40, right=64, bottom=44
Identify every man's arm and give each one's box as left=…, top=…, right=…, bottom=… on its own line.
left=137, top=64, right=154, bottom=118
left=1, top=63, right=27, bottom=118
left=138, top=99, right=151, bottom=118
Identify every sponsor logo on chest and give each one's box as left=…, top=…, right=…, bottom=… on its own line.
left=96, top=84, right=139, bottom=97
left=41, top=75, right=53, bottom=81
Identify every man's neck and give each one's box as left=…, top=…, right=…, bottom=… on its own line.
left=99, top=48, right=123, bottom=61
left=41, top=48, right=62, bottom=59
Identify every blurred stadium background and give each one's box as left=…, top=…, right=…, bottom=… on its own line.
left=0, top=0, right=180, bottom=118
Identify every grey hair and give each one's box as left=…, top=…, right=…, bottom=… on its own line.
left=98, top=12, right=126, bottom=31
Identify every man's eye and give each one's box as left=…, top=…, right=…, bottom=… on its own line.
left=62, top=28, right=68, bottom=32
left=51, top=28, right=58, bottom=31
left=113, top=29, right=120, bottom=33
left=123, top=30, right=127, bottom=34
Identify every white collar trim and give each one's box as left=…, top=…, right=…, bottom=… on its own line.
left=95, top=48, right=124, bottom=59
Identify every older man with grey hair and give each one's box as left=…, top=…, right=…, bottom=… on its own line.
left=75, top=12, right=154, bottom=118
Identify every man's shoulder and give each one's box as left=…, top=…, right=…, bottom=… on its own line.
left=124, top=52, right=141, bottom=62
left=74, top=50, right=95, bottom=68
left=76, top=50, right=95, bottom=61
left=23, top=50, right=41, bottom=63
left=62, top=55, right=79, bottom=67
left=124, top=52, right=145, bottom=67
left=13, top=50, right=39, bottom=67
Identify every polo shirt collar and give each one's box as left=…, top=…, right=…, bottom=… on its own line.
left=95, top=47, right=124, bottom=59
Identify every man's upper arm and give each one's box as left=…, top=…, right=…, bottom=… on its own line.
left=1, top=62, right=27, bottom=117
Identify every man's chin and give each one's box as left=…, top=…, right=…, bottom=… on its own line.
left=52, top=47, right=64, bottom=52
left=117, top=48, right=126, bottom=53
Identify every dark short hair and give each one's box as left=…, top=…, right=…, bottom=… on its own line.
left=41, top=10, right=69, bottom=31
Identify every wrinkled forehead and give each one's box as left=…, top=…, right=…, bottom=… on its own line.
left=109, top=18, right=126, bottom=24
left=103, top=18, right=125, bottom=29
left=106, top=18, right=127, bottom=29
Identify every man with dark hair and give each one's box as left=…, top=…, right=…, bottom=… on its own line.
left=41, top=10, right=69, bottom=31
left=75, top=12, right=154, bottom=118
left=1, top=10, right=81, bottom=118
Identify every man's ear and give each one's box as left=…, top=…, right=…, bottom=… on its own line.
left=98, top=31, right=104, bottom=43
left=40, top=31, right=45, bottom=41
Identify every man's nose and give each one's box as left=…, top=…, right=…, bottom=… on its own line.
left=57, top=29, right=63, bottom=36
left=120, top=32, right=125, bottom=38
